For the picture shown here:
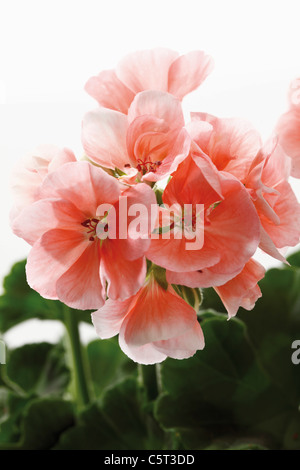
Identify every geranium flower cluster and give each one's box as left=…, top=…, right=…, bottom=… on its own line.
left=10, top=48, right=300, bottom=364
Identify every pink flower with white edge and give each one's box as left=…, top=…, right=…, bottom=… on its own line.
left=85, top=47, right=213, bottom=114
left=82, top=90, right=191, bottom=183
left=10, top=144, right=76, bottom=221
left=92, top=273, right=204, bottom=365
left=12, top=161, right=156, bottom=310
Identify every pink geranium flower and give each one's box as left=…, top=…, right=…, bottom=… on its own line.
left=85, top=47, right=213, bottom=114
left=276, top=78, right=300, bottom=178
left=147, top=149, right=261, bottom=287
left=82, top=90, right=190, bottom=182
left=92, top=274, right=204, bottom=365
left=214, top=258, right=265, bottom=318
left=187, top=112, right=262, bottom=182
left=10, top=144, right=76, bottom=220
left=244, top=139, right=300, bottom=262
left=12, top=161, right=156, bottom=310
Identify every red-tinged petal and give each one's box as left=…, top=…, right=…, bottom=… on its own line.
left=92, top=296, right=135, bottom=339
left=26, top=229, right=89, bottom=299
left=12, top=198, right=86, bottom=246
left=259, top=226, right=288, bottom=263
left=142, top=128, right=191, bottom=183
left=204, top=175, right=261, bottom=275
left=189, top=113, right=262, bottom=181
left=147, top=237, right=220, bottom=272
left=40, top=161, right=120, bottom=215
left=82, top=108, right=129, bottom=170
left=128, top=90, right=184, bottom=130
left=56, top=241, right=105, bottom=310
left=260, top=180, right=300, bottom=249
left=214, top=258, right=265, bottom=318
left=100, top=241, right=146, bottom=300
left=166, top=265, right=243, bottom=288
left=168, top=50, right=214, bottom=100
left=84, top=69, right=135, bottom=114
left=122, top=282, right=198, bottom=347
left=115, top=183, right=157, bottom=260
left=116, top=48, right=179, bottom=94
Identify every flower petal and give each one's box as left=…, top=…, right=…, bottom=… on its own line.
left=128, top=90, right=184, bottom=130
left=85, top=69, right=135, bottom=114
left=82, top=108, right=129, bottom=170
left=214, top=258, right=265, bottom=318
left=122, top=283, right=198, bottom=347
left=26, top=229, right=88, bottom=299
left=153, top=320, right=204, bottom=359
left=168, top=50, right=214, bottom=100
left=116, top=48, right=179, bottom=94
left=92, top=297, right=134, bottom=339
left=56, top=241, right=105, bottom=310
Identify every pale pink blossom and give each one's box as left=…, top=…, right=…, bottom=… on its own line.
left=92, top=274, right=204, bottom=365
left=10, top=144, right=76, bottom=220
left=276, top=78, right=300, bottom=177
left=82, top=90, right=190, bottom=182
left=12, top=161, right=156, bottom=309
left=85, top=48, right=213, bottom=114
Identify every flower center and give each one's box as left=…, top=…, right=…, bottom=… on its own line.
left=81, top=217, right=108, bottom=242
left=136, top=158, right=162, bottom=174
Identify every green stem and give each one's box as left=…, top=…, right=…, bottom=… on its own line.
left=139, top=364, right=160, bottom=402
left=63, top=306, right=90, bottom=408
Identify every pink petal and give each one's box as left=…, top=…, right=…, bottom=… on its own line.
left=276, top=109, right=300, bottom=178
left=118, top=334, right=167, bottom=365
left=168, top=50, right=214, bottom=100
left=82, top=108, right=129, bottom=170
left=166, top=265, right=243, bottom=288
left=122, top=283, right=198, bottom=347
left=40, top=161, right=120, bottom=215
left=92, top=297, right=134, bottom=339
left=214, top=258, right=265, bottom=318
left=116, top=48, right=179, bottom=94
left=260, top=180, right=300, bottom=249
left=56, top=241, right=105, bottom=310
left=128, top=90, right=184, bottom=130
left=85, top=69, right=135, bottom=114
left=153, top=320, right=204, bottom=359
left=26, top=229, right=88, bottom=299
left=100, top=241, right=146, bottom=301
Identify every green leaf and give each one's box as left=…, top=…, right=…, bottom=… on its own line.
left=87, top=338, right=137, bottom=397
left=55, top=378, right=163, bottom=450
left=0, top=398, right=75, bottom=450
left=5, top=342, right=70, bottom=397
left=0, top=260, right=93, bottom=333
left=155, top=312, right=300, bottom=450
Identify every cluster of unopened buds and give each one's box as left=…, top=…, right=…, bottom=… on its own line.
left=10, top=48, right=300, bottom=364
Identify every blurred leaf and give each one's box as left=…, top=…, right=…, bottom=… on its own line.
left=5, top=342, right=70, bottom=397
left=55, top=378, right=163, bottom=450
left=87, top=338, right=137, bottom=397
left=0, top=260, right=93, bottom=333
left=0, top=398, right=74, bottom=450
left=155, top=312, right=300, bottom=450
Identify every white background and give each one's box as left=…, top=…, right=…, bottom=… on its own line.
left=0, top=0, right=300, bottom=346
